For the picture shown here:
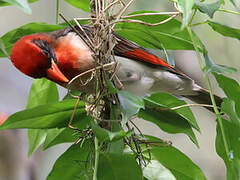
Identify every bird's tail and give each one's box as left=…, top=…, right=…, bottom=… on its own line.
left=184, top=88, right=222, bottom=112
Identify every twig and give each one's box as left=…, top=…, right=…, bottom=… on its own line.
left=145, top=96, right=215, bottom=111
left=73, top=18, right=95, bottom=48
left=112, top=0, right=135, bottom=28
left=170, top=103, right=214, bottom=110
left=103, top=0, right=120, bottom=12
left=59, top=13, right=95, bottom=53
left=190, top=21, right=208, bottom=27
left=66, top=90, right=81, bottom=99
left=68, top=95, right=82, bottom=132
left=93, top=136, right=99, bottom=180
left=218, top=8, right=240, bottom=16
left=56, top=0, right=60, bottom=24
left=122, top=12, right=180, bottom=19
left=116, top=14, right=178, bottom=26
left=67, top=62, right=116, bottom=90
left=129, top=119, right=144, bottom=137
left=74, top=17, right=96, bottom=21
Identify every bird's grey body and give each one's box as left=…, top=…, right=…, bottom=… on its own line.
left=116, top=56, right=201, bottom=96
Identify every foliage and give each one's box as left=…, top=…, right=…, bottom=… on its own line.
left=1, top=0, right=240, bottom=180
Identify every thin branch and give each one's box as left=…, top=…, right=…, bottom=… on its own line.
left=59, top=13, right=96, bottom=53
left=122, top=11, right=180, bottom=19
left=119, top=0, right=125, bottom=6
left=93, top=136, right=99, bottom=180
left=170, top=103, right=214, bottom=110
left=145, top=96, right=215, bottom=111
left=218, top=8, right=240, bottom=16
left=190, top=20, right=208, bottom=27
left=73, top=18, right=95, bottom=48
left=117, top=0, right=135, bottom=18
left=74, top=17, right=96, bottom=21
left=112, top=0, right=135, bottom=28
left=129, top=119, right=144, bottom=137
left=68, top=95, right=82, bottom=132
left=110, top=14, right=178, bottom=27
left=67, top=62, right=116, bottom=90
left=56, top=0, right=60, bottom=24
left=103, top=0, right=120, bottom=12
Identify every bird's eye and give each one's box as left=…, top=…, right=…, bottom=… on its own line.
left=31, top=39, right=57, bottom=64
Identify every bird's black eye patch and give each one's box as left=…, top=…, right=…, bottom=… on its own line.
left=31, top=39, right=57, bottom=64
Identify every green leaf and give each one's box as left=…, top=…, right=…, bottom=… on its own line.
left=208, top=21, right=240, bottom=40
left=98, top=153, right=143, bottom=180
left=115, top=11, right=204, bottom=51
left=47, top=141, right=94, bottom=180
left=144, top=92, right=199, bottom=131
left=195, top=0, right=222, bottom=18
left=139, top=109, right=199, bottom=147
left=0, top=38, right=9, bottom=58
left=0, top=99, right=86, bottom=130
left=0, top=0, right=37, bottom=14
left=26, top=79, right=59, bottom=108
left=42, top=116, right=92, bottom=150
left=178, top=0, right=195, bottom=28
left=107, top=105, right=124, bottom=154
left=143, top=160, right=176, bottom=180
left=229, top=0, right=236, bottom=6
left=0, top=22, right=65, bottom=57
left=140, top=93, right=199, bottom=146
left=64, top=0, right=90, bottom=12
left=0, top=0, right=10, bottom=6
left=106, top=80, right=118, bottom=94
left=214, top=73, right=240, bottom=116
left=142, top=136, right=207, bottom=180
left=26, top=79, right=59, bottom=156
left=108, top=122, right=124, bottom=154
left=221, top=98, right=240, bottom=127
left=118, top=91, right=144, bottom=123
left=0, top=0, right=38, bottom=6
left=28, top=129, right=47, bottom=156
left=43, top=128, right=74, bottom=149
left=91, top=122, right=132, bottom=142
left=216, top=119, right=240, bottom=180
left=214, top=75, right=240, bottom=179
left=203, top=52, right=237, bottom=74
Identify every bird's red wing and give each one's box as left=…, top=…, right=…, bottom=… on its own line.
left=122, top=48, right=173, bottom=68
left=113, top=34, right=172, bottom=68
left=113, top=33, right=192, bottom=79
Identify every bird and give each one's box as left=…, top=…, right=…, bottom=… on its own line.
left=10, top=25, right=222, bottom=111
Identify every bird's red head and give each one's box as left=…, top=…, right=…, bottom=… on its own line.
left=10, top=34, right=69, bottom=83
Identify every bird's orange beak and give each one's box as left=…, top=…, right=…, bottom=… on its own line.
left=47, top=60, right=69, bottom=83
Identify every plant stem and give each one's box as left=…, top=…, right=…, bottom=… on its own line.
left=205, top=78, right=230, bottom=156
left=56, top=0, right=60, bottom=24
left=186, top=27, right=204, bottom=70
left=191, top=20, right=208, bottom=27
left=218, top=8, right=240, bottom=16
left=187, top=26, right=230, bottom=158
left=188, top=9, right=197, bottom=25
left=93, top=136, right=99, bottom=180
